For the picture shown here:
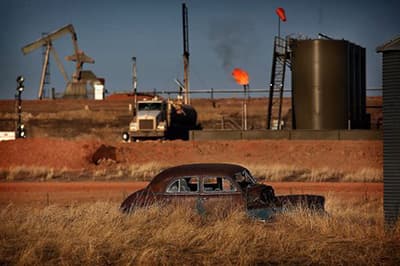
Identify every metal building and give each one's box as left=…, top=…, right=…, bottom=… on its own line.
left=290, top=39, right=369, bottom=130
left=377, top=36, right=400, bottom=226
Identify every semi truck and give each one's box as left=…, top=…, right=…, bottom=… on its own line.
left=122, top=97, right=198, bottom=141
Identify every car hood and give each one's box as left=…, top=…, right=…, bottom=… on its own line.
left=246, top=183, right=276, bottom=209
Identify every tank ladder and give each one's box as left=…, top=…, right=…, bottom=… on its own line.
left=267, top=36, right=290, bottom=130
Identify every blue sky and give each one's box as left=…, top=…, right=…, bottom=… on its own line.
left=0, top=0, right=398, bottom=99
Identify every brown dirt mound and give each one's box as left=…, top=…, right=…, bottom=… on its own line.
left=92, top=144, right=117, bottom=165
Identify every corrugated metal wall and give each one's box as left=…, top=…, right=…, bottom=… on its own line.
left=383, top=51, right=400, bottom=226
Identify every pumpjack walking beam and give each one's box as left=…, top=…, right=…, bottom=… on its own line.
left=266, top=36, right=290, bottom=129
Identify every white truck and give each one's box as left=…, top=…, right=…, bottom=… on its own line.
left=122, top=97, right=197, bottom=141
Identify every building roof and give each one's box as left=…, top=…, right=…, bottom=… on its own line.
left=376, top=35, right=400, bottom=52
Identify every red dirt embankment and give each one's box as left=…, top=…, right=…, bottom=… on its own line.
left=0, top=138, right=99, bottom=170
left=0, top=138, right=382, bottom=172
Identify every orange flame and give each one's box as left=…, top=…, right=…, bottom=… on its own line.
left=232, top=68, right=249, bottom=85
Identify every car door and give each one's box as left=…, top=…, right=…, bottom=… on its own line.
left=199, top=176, right=245, bottom=215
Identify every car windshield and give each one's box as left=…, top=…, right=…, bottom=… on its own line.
left=233, top=170, right=257, bottom=186
left=138, top=102, right=162, bottom=111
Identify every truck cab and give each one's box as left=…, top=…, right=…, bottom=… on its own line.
left=122, top=98, right=169, bottom=141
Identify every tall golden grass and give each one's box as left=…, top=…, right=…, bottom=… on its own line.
left=243, top=164, right=382, bottom=182
left=0, top=196, right=399, bottom=265
left=0, top=166, right=69, bottom=181
left=1, top=163, right=382, bottom=182
left=92, top=162, right=169, bottom=181
left=0, top=163, right=168, bottom=181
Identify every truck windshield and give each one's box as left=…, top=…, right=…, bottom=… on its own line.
left=138, top=102, right=162, bottom=111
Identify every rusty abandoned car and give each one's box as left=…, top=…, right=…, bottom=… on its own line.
left=120, top=163, right=325, bottom=219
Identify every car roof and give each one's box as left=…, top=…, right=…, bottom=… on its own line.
left=149, top=163, right=248, bottom=189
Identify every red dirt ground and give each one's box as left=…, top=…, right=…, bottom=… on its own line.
left=0, top=182, right=147, bottom=206
left=0, top=138, right=382, bottom=172
left=0, top=182, right=382, bottom=207
left=0, top=138, right=383, bottom=207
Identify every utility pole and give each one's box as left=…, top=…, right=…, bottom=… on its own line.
left=243, top=84, right=249, bottom=130
left=182, top=2, right=190, bottom=104
left=132, top=56, right=137, bottom=116
left=132, top=56, right=137, bottom=94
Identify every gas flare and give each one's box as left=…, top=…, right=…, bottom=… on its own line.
left=232, top=68, right=249, bottom=85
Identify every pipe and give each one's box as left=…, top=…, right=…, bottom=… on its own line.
left=132, top=56, right=137, bottom=93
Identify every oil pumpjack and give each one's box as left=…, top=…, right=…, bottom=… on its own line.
left=21, top=24, right=102, bottom=99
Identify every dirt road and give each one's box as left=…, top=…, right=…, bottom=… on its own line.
left=0, top=182, right=382, bottom=207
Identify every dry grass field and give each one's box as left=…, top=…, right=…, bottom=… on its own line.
left=0, top=97, right=388, bottom=264
left=0, top=163, right=383, bottom=183
left=1, top=196, right=399, bottom=265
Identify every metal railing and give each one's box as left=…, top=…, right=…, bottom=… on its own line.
left=46, top=87, right=383, bottom=100
left=150, top=87, right=382, bottom=99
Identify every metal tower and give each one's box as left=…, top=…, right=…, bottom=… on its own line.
left=266, top=36, right=290, bottom=130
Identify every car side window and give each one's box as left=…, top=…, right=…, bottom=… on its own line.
left=166, top=177, right=199, bottom=193
left=203, top=177, right=237, bottom=192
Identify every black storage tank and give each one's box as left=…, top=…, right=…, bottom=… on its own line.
left=290, top=39, right=369, bottom=130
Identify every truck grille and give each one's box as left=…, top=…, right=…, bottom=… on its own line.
left=139, top=119, right=154, bottom=130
